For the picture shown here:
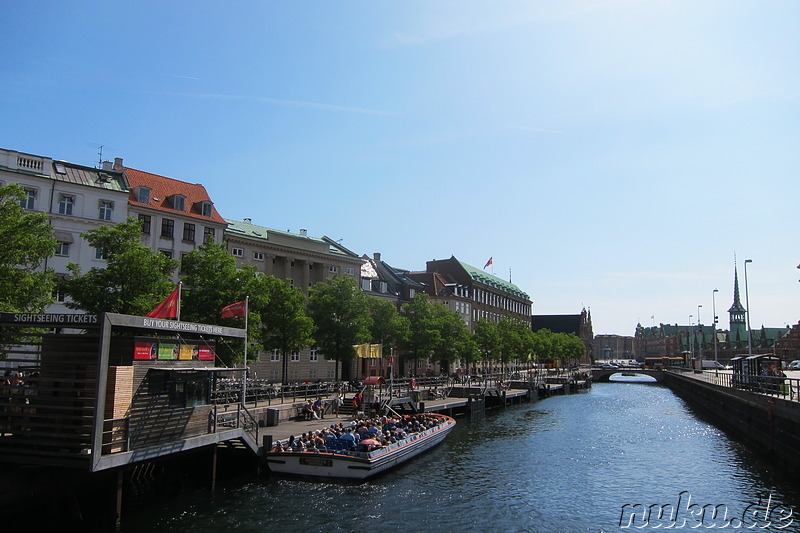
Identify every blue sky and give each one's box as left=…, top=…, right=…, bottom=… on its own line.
left=2, top=1, right=798, bottom=336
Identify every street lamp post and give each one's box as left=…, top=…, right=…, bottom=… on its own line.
left=697, top=304, right=703, bottom=365
left=744, top=259, right=753, bottom=356
left=688, top=314, right=694, bottom=369
left=712, top=289, right=719, bottom=363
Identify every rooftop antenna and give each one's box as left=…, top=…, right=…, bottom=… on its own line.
left=509, top=266, right=512, bottom=283
left=87, top=142, right=110, bottom=168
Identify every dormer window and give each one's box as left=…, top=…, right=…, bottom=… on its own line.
left=137, top=187, right=151, bottom=204
left=172, top=194, right=186, bottom=212
left=201, top=201, right=213, bottom=217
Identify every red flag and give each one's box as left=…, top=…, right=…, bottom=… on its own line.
left=484, top=257, right=493, bottom=269
left=221, top=300, right=247, bottom=318
left=146, top=285, right=180, bottom=319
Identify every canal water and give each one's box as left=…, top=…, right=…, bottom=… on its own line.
left=121, top=379, right=800, bottom=532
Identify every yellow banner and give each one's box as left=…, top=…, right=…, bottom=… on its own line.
left=369, top=343, right=383, bottom=359
left=353, top=343, right=382, bottom=358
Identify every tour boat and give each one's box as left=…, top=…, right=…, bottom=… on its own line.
left=264, top=413, right=456, bottom=479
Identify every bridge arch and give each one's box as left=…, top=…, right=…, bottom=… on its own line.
left=591, top=369, right=665, bottom=383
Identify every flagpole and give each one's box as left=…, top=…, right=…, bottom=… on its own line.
left=242, top=296, right=249, bottom=406
left=176, top=282, right=182, bottom=322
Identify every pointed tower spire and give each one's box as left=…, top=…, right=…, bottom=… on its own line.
left=728, top=259, right=747, bottom=331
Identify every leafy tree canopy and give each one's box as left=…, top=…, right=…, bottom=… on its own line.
left=63, top=218, right=178, bottom=315
left=180, top=241, right=271, bottom=366
left=0, top=183, right=57, bottom=313
left=367, top=297, right=410, bottom=352
left=259, top=276, right=314, bottom=384
left=307, top=276, right=372, bottom=381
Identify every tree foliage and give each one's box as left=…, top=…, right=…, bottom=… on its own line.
left=367, top=297, right=410, bottom=353
left=307, top=276, right=372, bottom=381
left=63, top=218, right=177, bottom=315
left=259, top=276, right=314, bottom=385
left=179, top=241, right=271, bottom=366
left=0, top=184, right=57, bottom=313
left=399, top=294, right=443, bottom=367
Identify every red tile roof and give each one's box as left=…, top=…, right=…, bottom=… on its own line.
left=124, top=166, right=226, bottom=225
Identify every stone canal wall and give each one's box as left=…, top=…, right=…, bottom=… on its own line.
left=663, top=371, right=800, bottom=478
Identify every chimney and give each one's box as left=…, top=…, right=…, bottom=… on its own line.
left=243, top=218, right=251, bottom=224
left=102, top=160, right=113, bottom=171
left=373, top=252, right=381, bottom=263
left=113, top=157, right=123, bottom=170
left=300, top=229, right=307, bottom=237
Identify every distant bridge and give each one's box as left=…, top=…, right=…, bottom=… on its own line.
left=591, top=368, right=665, bottom=383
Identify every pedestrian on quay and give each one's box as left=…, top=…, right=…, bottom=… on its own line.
left=333, top=391, right=343, bottom=417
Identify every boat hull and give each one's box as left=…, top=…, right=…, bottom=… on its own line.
left=265, top=415, right=455, bottom=479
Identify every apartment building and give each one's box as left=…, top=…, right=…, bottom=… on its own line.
left=0, top=148, right=129, bottom=312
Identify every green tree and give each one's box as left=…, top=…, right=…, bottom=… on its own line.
left=433, top=304, right=473, bottom=372
left=0, top=184, right=57, bottom=313
left=400, top=294, right=442, bottom=374
left=367, top=297, right=410, bottom=357
left=474, top=318, right=500, bottom=371
left=63, top=219, right=177, bottom=315
left=307, top=276, right=372, bottom=381
left=179, top=241, right=269, bottom=366
left=259, top=276, right=314, bottom=385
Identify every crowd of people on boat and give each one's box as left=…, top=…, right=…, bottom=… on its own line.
left=270, top=413, right=445, bottom=455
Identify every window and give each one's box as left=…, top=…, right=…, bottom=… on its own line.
left=203, top=227, right=215, bottom=243
left=19, top=188, right=36, bottom=210
left=139, top=214, right=151, bottom=234
left=183, top=223, right=196, bottom=242
left=160, top=250, right=173, bottom=259
left=137, top=187, right=151, bottom=204
left=99, top=200, right=113, bottom=221
left=231, top=247, right=243, bottom=257
left=290, top=351, right=300, bottom=362
left=329, top=265, right=339, bottom=273
left=55, top=241, right=70, bottom=256
left=309, top=348, right=318, bottom=362
left=95, top=247, right=108, bottom=260
left=361, top=279, right=371, bottom=291
left=172, top=195, right=185, bottom=211
left=58, top=194, right=74, bottom=215
left=201, top=201, right=213, bottom=217
left=346, top=267, right=355, bottom=276
left=270, top=350, right=280, bottom=362
left=148, top=370, right=209, bottom=408
left=161, top=218, right=174, bottom=238
left=253, top=251, right=264, bottom=261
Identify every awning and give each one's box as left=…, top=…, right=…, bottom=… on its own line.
left=54, top=230, right=74, bottom=243
left=363, top=376, right=386, bottom=385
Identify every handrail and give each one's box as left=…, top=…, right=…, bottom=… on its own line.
left=666, top=368, right=799, bottom=402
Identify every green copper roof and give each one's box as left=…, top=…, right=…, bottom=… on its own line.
left=225, top=219, right=325, bottom=243
left=458, top=260, right=529, bottom=300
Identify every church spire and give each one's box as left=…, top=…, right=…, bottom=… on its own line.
left=728, top=261, right=747, bottom=330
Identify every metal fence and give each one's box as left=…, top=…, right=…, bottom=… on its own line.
left=667, top=368, right=800, bottom=402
